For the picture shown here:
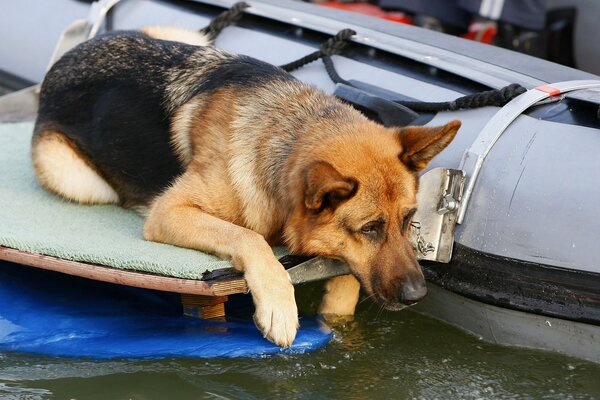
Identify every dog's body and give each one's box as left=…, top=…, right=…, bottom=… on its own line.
left=32, top=28, right=460, bottom=346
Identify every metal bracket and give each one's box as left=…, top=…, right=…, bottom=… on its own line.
left=457, top=80, right=600, bottom=224
left=411, top=168, right=465, bottom=263
left=287, top=257, right=349, bottom=285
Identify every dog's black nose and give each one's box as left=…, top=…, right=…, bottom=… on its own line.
left=399, top=278, right=427, bottom=305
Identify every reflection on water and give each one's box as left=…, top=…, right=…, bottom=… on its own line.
left=1, top=282, right=600, bottom=400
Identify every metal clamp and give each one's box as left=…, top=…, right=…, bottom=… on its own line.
left=411, top=168, right=465, bottom=263
left=457, top=80, right=600, bottom=224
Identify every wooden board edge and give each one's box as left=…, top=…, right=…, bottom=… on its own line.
left=0, top=246, right=247, bottom=296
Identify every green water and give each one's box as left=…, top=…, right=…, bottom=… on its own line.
left=1, top=283, right=599, bottom=400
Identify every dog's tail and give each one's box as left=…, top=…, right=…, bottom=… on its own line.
left=140, top=26, right=213, bottom=47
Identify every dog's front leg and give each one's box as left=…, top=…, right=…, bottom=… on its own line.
left=319, top=275, right=361, bottom=320
left=144, top=188, right=298, bottom=347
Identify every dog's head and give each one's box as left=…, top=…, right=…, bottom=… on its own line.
left=287, top=120, right=460, bottom=309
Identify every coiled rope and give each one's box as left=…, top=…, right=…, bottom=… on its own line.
left=279, top=29, right=356, bottom=72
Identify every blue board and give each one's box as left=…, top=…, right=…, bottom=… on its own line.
left=0, top=261, right=331, bottom=359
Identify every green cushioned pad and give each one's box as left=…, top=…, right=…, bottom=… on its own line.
left=0, top=123, right=288, bottom=279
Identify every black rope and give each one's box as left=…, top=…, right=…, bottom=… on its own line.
left=322, top=55, right=350, bottom=85
left=199, top=2, right=250, bottom=42
left=281, top=30, right=526, bottom=112
left=202, top=11, right=528, bottom=113
left=280, top=29, right=356, bottom=72
left=397, top=84, right=527, bottom=112
left=320, top=51, right=526, bottom=112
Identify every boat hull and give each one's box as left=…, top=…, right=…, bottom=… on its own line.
left=415, top=283, right=600, bottom=364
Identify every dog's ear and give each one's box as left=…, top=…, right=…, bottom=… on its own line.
left=398, top=120, right=461, bottom=171
left=304, top=161, right=357, bottom=211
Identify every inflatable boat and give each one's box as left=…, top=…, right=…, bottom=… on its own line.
left=0, top=0, right=599, bottom=362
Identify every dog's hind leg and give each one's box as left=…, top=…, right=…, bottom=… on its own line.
left=319, top=275, right=361, bottom=320
left=31, top=130, right=119, bottom=204
left=140, top=26, right=212, bottom=46
left=143, top=175, right=299, bottom=347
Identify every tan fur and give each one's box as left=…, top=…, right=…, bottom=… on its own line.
left=140, top=26, right=229, bottom=111
left=142, top=85, right=459, bottom=336
left=143, top=165, right=298, bottom=347
left=164, top=48, right=231, bottom=111
left=140, top=26, right=212, bottom=46
left=170, top=96, right=205, bottom=165
left=283, top=124, right=423, bottom=306
left=32, top=131, right=119, bottom=204
left=319, top=275, right=361, bottom=317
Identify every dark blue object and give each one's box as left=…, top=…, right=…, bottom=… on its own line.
left=0, top=261, right=331, bottom=359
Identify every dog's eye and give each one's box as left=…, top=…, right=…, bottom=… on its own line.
left=402, top=209, right=417, bottom=233
left=360, top=221, right=383, bottom=238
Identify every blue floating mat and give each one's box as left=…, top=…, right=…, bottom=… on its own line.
left=0, top=262, right=331, bottom=359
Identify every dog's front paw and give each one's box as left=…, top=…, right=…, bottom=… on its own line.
left=247, top=268, right=299, bottom=347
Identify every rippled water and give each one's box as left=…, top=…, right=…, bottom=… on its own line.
left=1, top=282, right=599, bottom=400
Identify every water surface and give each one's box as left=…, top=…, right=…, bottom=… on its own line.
left=1, top=283, right=599, bottom=399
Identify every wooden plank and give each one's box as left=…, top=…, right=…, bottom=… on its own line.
left=181, top=294, right=228, bottom=320
left=209, top=277, right=248, bottom=296
left=0, top=246, right=247, bottom=296
left=183, top=302, right=226, bottom=319
left=181, top=294, right=229, bottom=306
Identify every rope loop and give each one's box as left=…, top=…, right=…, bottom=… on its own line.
left=280, top=29, right=356, bottom=72
left=319, top=29, right=356, bottom=56
left=200, top=2, right=250, bottom=42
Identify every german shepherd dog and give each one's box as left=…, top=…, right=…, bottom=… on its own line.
left=31, top=26, right=460, bottom=347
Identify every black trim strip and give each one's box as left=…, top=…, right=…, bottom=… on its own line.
left=0, top=69, right=34, bottom=92
left=422, top=243, right=600, bottom=326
